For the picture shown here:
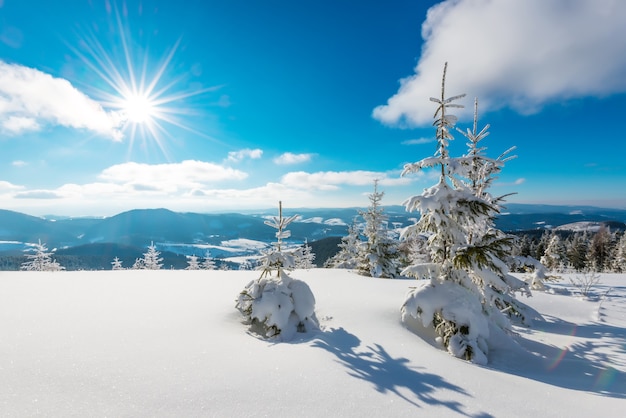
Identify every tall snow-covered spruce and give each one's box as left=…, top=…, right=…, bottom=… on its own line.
left=357, top=180, right=400, bottom=278
left=400, top=63, right=533, bottom=364
left=236, top=201, right=319, bottom=341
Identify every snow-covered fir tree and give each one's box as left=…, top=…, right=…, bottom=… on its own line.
left=457, top=98, right=534, bottom=324
left=296, top=239, right=316, bottom=269
left=236, top=201, right=318, bottom=341
left=612, top=233, right=626, bottom=273
left=134, top=241, right=163, bottom=270
left=201, top=250, right=217, bottom=270
left=21, top=239, right=64, bottom=271
left=588, top=226, right=612, bottom=272
left=566, top=231, right=589, bottom=272
left=540, top=232, right=566, bottom=272
left=357, top=180, right=400, bottom=278
left=111, top=257, right=124, bottom=270
left=131, top=258, right=145, bottom=270
left=399, top=63, right=533, bottom=364
left=325, top=217, right=361, bottom=269
left=186, top=254, right=201, bottom=270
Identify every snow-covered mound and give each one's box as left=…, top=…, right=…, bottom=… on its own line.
left=1, top=270, right=624, bottom=417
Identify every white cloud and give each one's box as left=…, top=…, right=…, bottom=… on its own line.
left=226, top=148, right=263, bottom=163
left=402, top=137, right=435, bottom=145
left=273, top=152, right=315, bottom=165
left=373, top=0, right=626, bottom=126
left=99, top=160, right=248, bottom=193
left=11, top=160, right=27, bottom=167
left=0, top=180, right=23, bottom=192
left=2, top=115, right=39, bottom=134
left=280, top=170, right=412, bottom=191
left=189, top=182, right=311, bottom=203
left=0, top=60, right=122, bottom=139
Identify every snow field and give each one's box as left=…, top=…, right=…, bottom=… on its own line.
left=1, top=270, right=625, bottom=417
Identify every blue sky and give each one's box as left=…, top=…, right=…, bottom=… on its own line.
left=1, top=0, right=625, bottom=216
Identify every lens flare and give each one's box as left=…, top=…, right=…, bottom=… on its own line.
left=67, top=1, right=220, bottom=157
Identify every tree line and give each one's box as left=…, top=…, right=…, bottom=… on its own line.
left=512, top=227, right=626, bottom=273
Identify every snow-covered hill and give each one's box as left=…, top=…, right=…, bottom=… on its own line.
left=1, top=270, right=624, bottom=416
left=2, top=204, right=625, bottom=254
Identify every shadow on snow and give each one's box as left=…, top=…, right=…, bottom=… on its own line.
left=505, top=314, right=626, bottom=398
left=311, top=327, right=494, bottom=418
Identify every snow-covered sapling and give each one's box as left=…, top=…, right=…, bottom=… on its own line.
left=21, top=239, right=64, bottom=271
left=111, top=256, right=124, bottom=270
left=186, top=254, right=201, bottom=270
left=236, top=201, right=319, bottom=341
left=132, top=241, right=163, bottom=270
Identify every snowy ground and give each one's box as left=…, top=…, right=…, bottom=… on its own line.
left=1, top=269, right=624, bottom=417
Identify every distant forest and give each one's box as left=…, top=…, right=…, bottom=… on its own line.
left=2, top=227, right=624, bottom=273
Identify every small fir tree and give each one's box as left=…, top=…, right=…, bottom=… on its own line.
left=131, top=258, right=145, bottom=270
left=201, top=250, right=217, bottom=270
left=21, top=239, right=64, bottom=271
left=111, top=256, right=124, bottom=270
left=236, top=201, right=318, bottom=340
left=186, top=254, right=201, bottom=270
left=142, top=241, right=163, bottom=270
left=540, top=232, right=566, bottom=272
left=296, top=239, right=316, bottom=269
left=325, top=217, right=361, bottom=269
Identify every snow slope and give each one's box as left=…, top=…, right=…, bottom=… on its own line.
left=1, top=270, right=624, bottom=417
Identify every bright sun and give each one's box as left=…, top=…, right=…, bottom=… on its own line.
left=70, top=3, right=219, bottom=156
left=122, top=93, right=156, bottom=124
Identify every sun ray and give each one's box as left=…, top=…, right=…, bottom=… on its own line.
left=65, top=1, right=226, bottom=158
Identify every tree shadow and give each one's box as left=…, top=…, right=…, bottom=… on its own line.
left=498, top=315, right=626, bottom=398
left=311, top=327, right=493, bottom=418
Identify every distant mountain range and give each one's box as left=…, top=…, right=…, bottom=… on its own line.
left=1, top=204, right=625, bottom=270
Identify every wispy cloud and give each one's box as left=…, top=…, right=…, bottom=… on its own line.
left=0, top=60, right=123, bottom=139
left=11, top=160, right=27, bottom=167
left=273, top=152, right=315, bottom=165
left=373, top=0, right=626, bottom=126
left=226, top=148, right=263, bottom=163
left=15, top=190, right=62, bottom=199
left=280, top=170, right=412, bottom=191
left=402, top=137, right=435, bottom=145
left=496, top=178, right=526, bottom=187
